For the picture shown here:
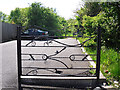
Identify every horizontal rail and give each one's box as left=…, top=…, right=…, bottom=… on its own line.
left=21, top=86, right=73, bottom=90
left=21, top=35, right=73, bottom=37
left=22, top=59, right=96, bottom=61
left=21, top=54, right=96, bottom=61
left=21, top=45, right=97, bottom=47
left=21, top=75, right=96, bottom=77
left=21, top=74, right=95, bottom=76
left=69, top=54, right=96, bottom=56
left=22, top=67, right=96, bottom=70
left=22, top=53, right=96, bottom=56
left=21, top=76, right=97, bottom=79
left=21, top=35, right=95, bottom=38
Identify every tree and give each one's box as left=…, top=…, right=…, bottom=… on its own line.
left=8, top=2, right=66, bottom=35
left=0, top=11, right=8, bottom=22
left=84, top=2, right=101, bottom=17
left=75, top=1, right=120, bottom=49
left=27, top=2, right=63, bottom=35
left=75, top=2, right=101, bottom=24
left=100, top=2, right=120, bottom=49
left=66, top=19, right=78, bottom=34
left=20, top=8, right=29, bottom=26
left=9, top=8, right=21, bottom=24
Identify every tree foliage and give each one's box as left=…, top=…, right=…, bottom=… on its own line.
left=75, top=2, right=120, bottom=83
left=9, top=8, right=21, bottom=24
left=84, top=2, right=101, bottom=17
left=27, top=2, right=62, bottom=35
left=8, top=2, right=66, bottom=35
left=75, top=2, right=120, bottom=50
left=0, top=11, right=8, bottom=22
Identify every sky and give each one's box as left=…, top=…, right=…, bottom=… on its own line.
left=0, top=0, right=84, bottom=20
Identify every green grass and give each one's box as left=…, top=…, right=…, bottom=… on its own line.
left=101, top=48, right=120, bottom=87
left=78, top=37, right=120, bottom=88
left=78, top=37, right=97, bottom=60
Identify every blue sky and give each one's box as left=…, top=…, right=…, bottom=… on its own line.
left=0, top=0, right=84, bottom=20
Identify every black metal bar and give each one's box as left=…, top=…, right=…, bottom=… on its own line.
left=22, top=59, right=96, bottom=61
left=21, top=75, right=97, bottom=77
left=69, top=54, right=96, bottom=56
left=82, top=55, right=88, bottom=61
left=22, top=53, right=96, bottom=56
left=21, top=35, right=94, bottom=38
left=48, top=47, right=66, bottom=57
left=22, top=53, right=46, bottom=55
left=22, top=67, right=96, bottom=69
left=69, top=60, right=96, bottom=61
left=29, top=54, right=35, bottom=60
left=21, top=74, right=97, bottom=76
left=96, top=26, right=101, bottom=86
left=21, top=45, right=97, bottom=47
left=17, top=26, right=22, bottom=90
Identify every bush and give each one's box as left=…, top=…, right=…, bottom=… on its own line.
left=79, top=37, right=120, bottom=86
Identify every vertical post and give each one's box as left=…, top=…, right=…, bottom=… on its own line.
left=17, top=26, right=22, bottom=90
left=96, top=26, right=101, bottom=86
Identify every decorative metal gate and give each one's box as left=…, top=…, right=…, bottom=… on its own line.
left=17, top=25, right=101, bottom=89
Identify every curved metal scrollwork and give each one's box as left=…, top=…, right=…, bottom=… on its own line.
left=44, top=40, right=52, bottom=46
left=24, top=35, right=95, bottom=47
left=26, top=40, right=36, bottom=46
left=21, top=25, right=97, bottom=77
left=26, top=69, right=38, bottom=75
left=25, top=67, right=95, bottom=76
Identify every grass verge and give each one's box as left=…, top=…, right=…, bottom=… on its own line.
left=78, top=37, right=120, bottom=88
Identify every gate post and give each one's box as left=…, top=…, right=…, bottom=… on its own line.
left=17, top=26, right=22, bottom=90
left=96, top=26, right=101, bottom=86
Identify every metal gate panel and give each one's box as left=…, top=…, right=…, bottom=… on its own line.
left=17, top=26, right=101, bottom=89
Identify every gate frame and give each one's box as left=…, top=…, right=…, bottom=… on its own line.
left=17, top=26, right=101, bottom=90
left=17, top=26, right=22, bottom=90
left=96, top=26, right=101, bottom=86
